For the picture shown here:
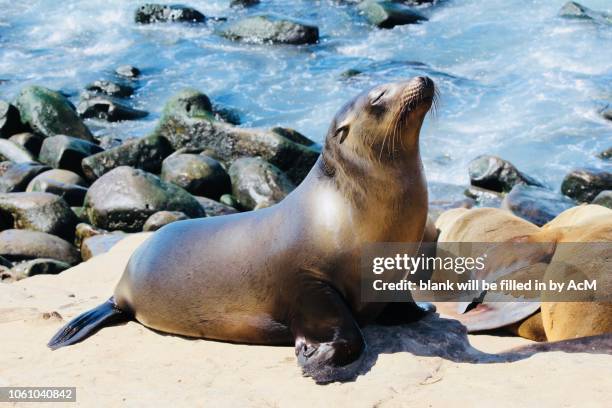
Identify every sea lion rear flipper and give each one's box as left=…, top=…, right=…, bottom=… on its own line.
left=47, top=297, right=130, bottom=350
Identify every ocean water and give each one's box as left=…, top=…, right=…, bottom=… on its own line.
left=0, top=0, right=610, bottom=195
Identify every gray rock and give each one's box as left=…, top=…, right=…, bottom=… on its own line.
left=0, top=229, right=80, bottom=264
left=358, top=1, right=427, bottom=29
left=220, top=15, right=319, bottom=45
left=502, top=185, right=575, bottom=227
left=84, top=166, right=205, bottom=231
left=85, top=80, right=134, bottom=98
left=0, top=192, right=78, bottom=239
left=592, top=190, right=612, bottom=209
left=559, top=1, right=612, bottom=24
left=468, top=155, right=543, bottom=193
left=38, top=135, right=103, bottom=176
left=10, top=258, right=71, bottom=279
left=135, top=3, right=205, bottom=24
left=598, top=147, right=611, bottom=160
left=0, top=139, right=34, bottom=163
left=81, top=134, right=173, bottom=180
left=77, top=95, right=148, bottom=122
left=561, top=167, right=612, bottom=202
left=142, top=210, right=189, bottom=231
left=80, top=233, right=127, bottom=261
left=219, top=193, right=241, bottom=209
left=161, top=154, right=231, bottom=199
left=212, top=105, right=242, bottom=125
left=195, top=196, right=239, bottom=217
left=271, top=127, right=317, bottom=147
left=464, top=186, right=503, bottom=208
left=0, top=162, right=51, bottom=193
left=14, top=85, right=94, bottom=142
left=115, top=65, right=141, bottom=79
left=9, top=132, right=43, bottom=156
left=26, top=169, right=88, bottom=206
left=230, top=0, right=260, bottom=7
left=0, top=100, right=28, bottom=138
left=228, top=157, right=295, bottom=210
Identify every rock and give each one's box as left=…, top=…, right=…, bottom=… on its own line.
left=561, top=167, right=612, bottom=202
left=71, top=206, right=88, bottom=223
left=164, top=88, right=213, bottom=119
left=0, top=229, right=80, bottom=264
left=219, top=193, right=241, bottom=209
left=464, top=186, right=503, bottom=208
left=0, top=192, right=77, bottom=239
left=96, top=135, right=126, bottom=150
left=80, top=233, right=127, bottom=261
left=26, top=169, right=88, bottom=206
left=161, top=154, right=231, bottom=199
left=601, top=107, right=612, bottom=121
left=74, top=222, right=107, bottom=248
left=358, top=1, right=427, bottom=29
left=84, top=166, right=205, bottom=231
left=9, top=132, right=43, bottom=156
left=502, top=185, right=575, bottom=227
left=270, top=127, right=317, bottom=147
left=77, top=95, right=148, bottom=122
left=0, top=100, right=28, bottom=138
left=592, top=190, right=612, bottom=209
left=468, top=155, right=543, bottom=193
left=559, top=2, right=612, bottom=23
left=341, top=69, right=364, bottom=79
left=85, top=80, right=134, bottom=98
left=10, top=258, right=71, bottom=279
left=0, top=256, right=14, bottom=282
left=195, top=196, right=239, bottom=217
left=0, top=139, right=34, bottom=163
left=115, top=65, right=141, bottom=79
left=220, top=15, right=319, bottom=45
left=598, top=147, right=611, bottom=160
left=212, top=105, right=242, bottom=125
left=134, top=3, right=205, bottom=24
left=14, top=85, right=94, bottom=142
left=0, top=162, right=51, bottom=193
left=228, top=157, right=295, bottom=210
left=155, top=91, right=319, bottom=184
left=230, top=0, right=260, bottom=7
left=142, top=211, right=189, bottom=231
left=82, top=134, right=173, bottom=180
left=38, top=135, right=103, bottom=176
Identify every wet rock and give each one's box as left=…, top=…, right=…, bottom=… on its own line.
left=71, top=206, right=88, bottom=223
left=0, top=192, right=77, bottom=239
left=559, top=2, right=612, bottom=24
left=77, top=95, right=148, bottom=122
left=0, top=229, right=80, bottom=264
left=468, top=155, right=543, bottom=193
left=85, top=80, right=134, bottom=98
left=195, top=196, right=239, bottom=217
left=0, top=139, right=34, bottom=163
left=601, top=107, right=612, bottom=121
left=84, top=166, right=205, bottom=231
left=9, top=132, right=43, bottom=156
left=96, top=135, right=126, bottom=150
left=38, top=135, right=103, bottom=176
left=14, top=85, right=95, bottom=142
left=74, top=222, right=107, bottom=248
left=502, top=185, right=575, bottom=227
left=598, top=147, right=611, bottom=160
left=220, top=15, right=319, bottom=45
left=228, top=157, right=295, bottom=210
left=134, top=3, right=205, bottom=24
left=271, top=127, right=317, bottom=147
left=212, top=105, right=242, bottom=125
left=10, top=258, right=71, bottom=279
left=230, top=0, right=260, bottom=7
left=0, top=100, right=28, bottom=138
left=115, top=65, right=141, bottom=79
left=358, top=1, right=427, bottom=29
left=561, top=167, right=612, bottom=202
left=592, top=190, right=612, bottom=209
left=219, top=193, right=241, bottom=209
left=341, top=69, right=364, bottom=79
left=155, top=91, right=319, bottom=184
left=26, top=169, right=88, bottom=206
left=80, top=233, right=127, bottom=261
left=0, top=162, right=51, bottom=193
left=464, top=186, right=503, bottom=208
left=142, top=210, right=189, bottom=231
left=82, top=134, right=173, bottom=180
left=161, top=154, right=231, bottom=199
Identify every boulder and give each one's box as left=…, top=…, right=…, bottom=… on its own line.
left=38, top=135, right=103, bottom=176
left=0, top=162, right=51, bottom=193
left=80, top=233, right=127, bottom=261
left=10, top=258, right=71, bottom=280
left=9, top=132, right=43, bottom=156
left=358, top=1, right=427, bottom=29
left=220, top=15, right=319, bottom=45
left=502, top=185, right=575, bottom=227
left=195, top=196, right=239, bottom=217
left=228, top=157, right=295, bottom=210
left=134, top=3, right=205, bottom=24
left=142, top=211, right=189, bottom=232
left=26, top=169, right=88, bottom=206
left=14, top=85, right=94, bottom=141
left=0, top=139, right=34, bottom=163
left=77, top=95, right=148, bottom=122
left=463, top=186, right=503, bottom=208
left=559, top=2, right=612, bottom=23
left=219, top=193, right=241, bottom=209
left=0, top=192, right=77, bottom=239
left=85, top=80, right=134, bottom=98
left=84, top=166, right=205, bottom=231
left=82, top=134, right=173, bottom=180
left=0, top=100, right=28, bottom=138
left=0, top=229, right=80, bottom=264
left=468, top=155, right=543, bottom=193
left=161, top=154, right=231, bottom=199
left=592, top=190, right=612, bottom=209
left=598, top=147, right=611, bottom=160
left=115, top=65, right=141, bottom=79
left=561, top=167, right=612, bottom=202
left=270, top=127, right=317, bottom=147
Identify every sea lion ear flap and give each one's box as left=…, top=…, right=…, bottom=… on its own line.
left=335, top=125, right=350, bottom=144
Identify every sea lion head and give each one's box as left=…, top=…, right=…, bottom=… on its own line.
left=321, top=76, right=436, bottom=176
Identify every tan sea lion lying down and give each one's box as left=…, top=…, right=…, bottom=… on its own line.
left=432, top=204, right=612, bottom=342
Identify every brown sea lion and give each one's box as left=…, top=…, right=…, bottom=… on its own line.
left=48, top=76, right=437, bottom=383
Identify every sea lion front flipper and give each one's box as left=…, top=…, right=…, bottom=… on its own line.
left=291, top=280, right=365, bottom=384
left=375, top=301, right=436, bottom=326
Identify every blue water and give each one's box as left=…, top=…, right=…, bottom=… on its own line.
left=0, top=0, right=610, bottom=195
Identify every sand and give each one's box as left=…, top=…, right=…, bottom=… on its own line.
left=1, top=233, right=610, bottom=407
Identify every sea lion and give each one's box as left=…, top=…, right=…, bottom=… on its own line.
left=48, top=76, right=437, bottom=383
